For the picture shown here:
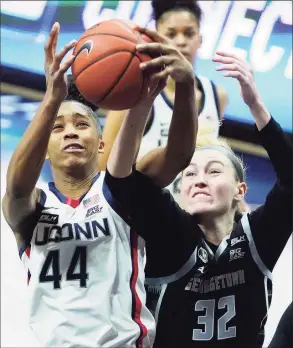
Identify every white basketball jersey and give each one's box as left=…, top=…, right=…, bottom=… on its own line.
left=19, top=172, right=155, bottom=347
left=138, top=75, right=220, bottom=159
left=138, top=75, right=220, bottom=198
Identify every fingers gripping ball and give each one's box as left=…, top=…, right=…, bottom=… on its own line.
left=72, top=19, right=156, bottom=110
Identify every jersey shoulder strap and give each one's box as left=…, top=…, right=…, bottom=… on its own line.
left=240, top=213, right=272, bottom=280
left=197, top=75, right=221, bottom=120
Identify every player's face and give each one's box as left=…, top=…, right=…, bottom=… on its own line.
left=47, top=101, right=102, bottom=172
left=157, top=10, right=201, bottom=63
left=180, top=150, right=244, bottom=216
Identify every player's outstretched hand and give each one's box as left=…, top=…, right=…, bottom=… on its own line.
left=134, top=26, right=194, bottom=85
left=44, top=22, right=77, bottom=102
left=213, top=51, right=261, bottom=108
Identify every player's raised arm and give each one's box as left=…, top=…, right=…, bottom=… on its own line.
left=98, top=109, right=127, bottom=171
left=213, top=51, right=271, bottom=129
left=107, top=76, right=167, bottom=178
left=2, top=22, right=76, bottom=232
left=214, top=51, right=293, bottom=269
left=133, top=26, right=197, bottom=187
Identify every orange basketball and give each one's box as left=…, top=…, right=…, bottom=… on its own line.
left=72, top=19, right=156, bottom=110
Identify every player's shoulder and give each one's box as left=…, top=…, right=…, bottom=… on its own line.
left=197, top=74, right=219, bottom=105
left=196, top=74, right=214, bottom=87
left=232, top=213, right=252, bottom=235
left=197, top=74, right=211, bottom=83
left=197, top=75, right=226, bottom=97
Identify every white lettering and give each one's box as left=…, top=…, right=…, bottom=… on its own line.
left=185, top=277, right=193, bottom=291
left=215, top=276, right=220, bottom=290
left=239, top=270, right=245, bottom=284
left=114, top=1, right=135, bottom=20
left=185, top=270, right=246, bottom=293
left=226, top=273, right=232, bottom=287
left=217, top=1, right=266, bottom=59
left=1, top=0, right=47, bottom=20
left=232, top=271, right=239, bottom=285
left=132, top=1, right=153, bottom=27
left=83, top=0, right=137, bottom=29
left=192, top=278, right=201, bottom=292
left=251, top=1, right=292, bottom=72
left=198, top=1, right=232, bottom=59
left=285, top=53, right=292, bottom=79
left=82, top=1, right=104, bottom=29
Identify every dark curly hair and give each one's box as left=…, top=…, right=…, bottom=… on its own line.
left=65, top=75, right=97, bottom=111
left=65, top=75, right=102, bottom=135
left=151, top=0, right=202, bottom=24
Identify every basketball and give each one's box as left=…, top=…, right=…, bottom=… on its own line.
left=72, top=19, right=156, bottom=110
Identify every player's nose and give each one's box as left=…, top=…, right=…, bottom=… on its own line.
left=174, top=33, right=188, bottom=47
left=63, top=123, right=79, bottom=139
left=194, top=181, right=208, bottom=189
left=64, top=132, right=79, bottom=140
left=193, top=173, right=208, bottom=188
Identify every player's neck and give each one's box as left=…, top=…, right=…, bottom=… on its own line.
left=52, top=168, right=99, bottom=199
left=198, top=213, right=235, bottom=246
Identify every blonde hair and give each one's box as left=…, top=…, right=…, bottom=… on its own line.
left=196, top=119, right=228, bottom=148
left=195, top=121, right=246, bottom=181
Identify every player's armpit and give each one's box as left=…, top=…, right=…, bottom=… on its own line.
left=2, top=188, right=41, bottom=236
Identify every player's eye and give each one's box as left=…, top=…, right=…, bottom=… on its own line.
left=209, top=169, right=221, bottom=175
left=166, top=31, right=176, bottom=39
left=185, top=30, right=196, bottom=38
left=186, top=171, right=196, bottom=177
left=53, top=124, right=63, bottom=130
left=76, top=122, right=89, bottom=127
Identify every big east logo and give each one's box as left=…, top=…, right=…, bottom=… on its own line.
left=86, top=205, right=103, bottom=218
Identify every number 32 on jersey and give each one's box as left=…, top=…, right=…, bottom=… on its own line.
left=193, top=295, right=236, bottom=341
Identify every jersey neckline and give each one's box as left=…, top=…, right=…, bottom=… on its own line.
left=48, top=172, right=100, bottom=208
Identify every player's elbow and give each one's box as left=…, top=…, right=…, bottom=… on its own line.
left=166, top=139, right=195, bottom=171
left=1, top=194, right=14, bottom=231
left=156, top=148, right=192, bottom=187
left=1, top=194, right=7, bottom=218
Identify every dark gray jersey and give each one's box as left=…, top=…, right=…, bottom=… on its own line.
left=146, top=214, right=272, bottom=348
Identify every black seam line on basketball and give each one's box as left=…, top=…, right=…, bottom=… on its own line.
left=97, top=50, right=136, bottom=104
left=74, top=49, right=136, bottom=81
left=78, top=32, right=137, bottom=45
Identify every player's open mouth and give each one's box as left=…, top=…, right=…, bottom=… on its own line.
left=191, top=191, right=211, bottom=199
left=63, top=143, right=85, bottom=152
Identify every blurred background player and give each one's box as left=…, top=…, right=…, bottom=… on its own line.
left=100, top=0, right=228, bottom=197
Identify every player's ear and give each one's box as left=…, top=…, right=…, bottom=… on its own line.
left=235, top=182, right=247, bottom=202
left=98, top=139, right=105, bottom=154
